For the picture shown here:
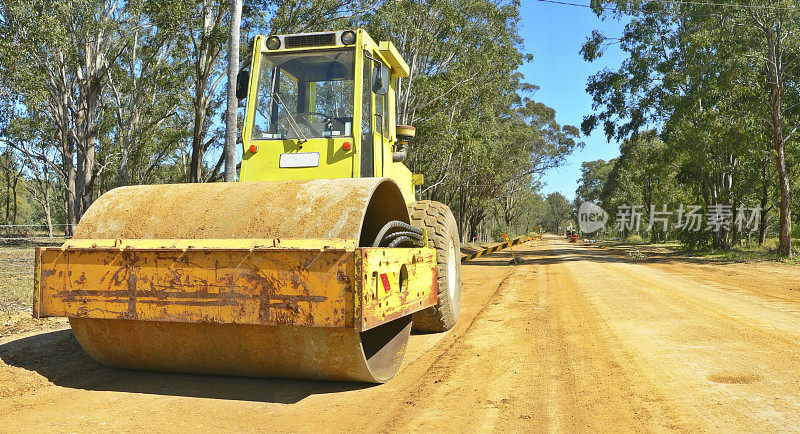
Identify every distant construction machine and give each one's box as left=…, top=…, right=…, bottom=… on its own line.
left=33, top=29, right=461, bottom=383
left=566, top=227, right=578, bottom=243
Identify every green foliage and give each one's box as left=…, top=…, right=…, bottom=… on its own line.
left=581, top=0, right=800, bottom=252
left=675, top=227, right=712, bottom=251
left=0, top=0, right=580, bottom=237
left=363, top=0, right=582, bottom=240
left=542, top=192, right=572, bottom=233
left=576, top=159, right=615, bottom=204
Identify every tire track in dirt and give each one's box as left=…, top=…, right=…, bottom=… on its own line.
left=375, top=239, right=687, bottom=432
left=575, top=245, right=800, bottom=429
left=538, top=245, right=689, bottom=432
left=375, top=269, right=518, bottom=432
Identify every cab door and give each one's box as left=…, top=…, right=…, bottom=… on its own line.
left=359, top=51, right=374, bottom=178
left=373, top=73, right=390, bottom=177
left=360, top=49, right=392, bottom=178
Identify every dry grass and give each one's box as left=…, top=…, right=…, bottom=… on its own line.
left=0, top=246, right=35, bottom=315
left=593, top=238, right=800, bottom=264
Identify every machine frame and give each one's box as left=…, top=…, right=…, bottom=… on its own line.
left=34, top=238, right=437, bottom=332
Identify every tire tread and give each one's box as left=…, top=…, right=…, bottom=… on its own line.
left=408, top=200, right=460, bottom=332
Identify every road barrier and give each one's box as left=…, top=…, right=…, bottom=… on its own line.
left=461, top=234, right=534, bottom=263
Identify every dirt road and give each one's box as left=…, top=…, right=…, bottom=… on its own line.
left=3, top=236, right=800, bottom=431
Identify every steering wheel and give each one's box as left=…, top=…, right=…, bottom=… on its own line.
left=296, top=112, right=334, bottom=136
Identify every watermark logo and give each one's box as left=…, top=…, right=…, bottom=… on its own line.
left=576, top=202, right=761, bottom=234
left=578, top=201, right=609, bottom=233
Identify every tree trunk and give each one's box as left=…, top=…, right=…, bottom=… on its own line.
left=718, top=168, right=733, bottom=250
left=758, top=163, right=769, bottom=246
left=224, top=0, right=242, bottom=182
left=774, top=131, right=791, bottom=256
left=75, top=127, right=85, bottom=220
left=81, top=141, right=96, bottom=215
left=731, top=199, right=740, bottom=246
left=42, top=178, right=53, bottom=238
left=764, top=21, right=791, bottom=257
left=29, top=171, right=55, bottom=239
left=467, top=210, right=484, bottom=243
left=709, top=184, right=719, bottom=250
left=10, top=172, right=18, bottom=225
left=73, top=104, right=97, bottom=220
left=189, top=0, right=225, bottom=183
left=118, top=144, right=130, bottom=187
left=190, top=106, right=206, bottom=182
left=82, top=87, right=99, bottom=214
left=643, top=183, right=655, bottom=243
left=3, top=154, right=9, bottom=224
left=61, top=127, right=77, bottom=236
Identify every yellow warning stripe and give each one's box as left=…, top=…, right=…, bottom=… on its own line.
left=461, top=236, right=530, bottom=263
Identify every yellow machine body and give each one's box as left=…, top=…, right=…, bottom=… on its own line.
left=34, top=30, right=439, bottom=383
left=35, top=239, right=436, bottom=331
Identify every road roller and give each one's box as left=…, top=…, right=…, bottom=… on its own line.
left=33, top=29, right=461, bottom=383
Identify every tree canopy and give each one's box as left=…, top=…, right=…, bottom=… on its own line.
left=579, top=0, right=800, bottom=255
left=0, top=0, right=580, bottom=241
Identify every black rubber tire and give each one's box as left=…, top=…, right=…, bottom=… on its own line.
left=408, top=200, right=461, bottom=332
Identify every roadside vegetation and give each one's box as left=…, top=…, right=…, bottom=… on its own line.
left=576, top=0, right=800, bottom=258
left=0, top=0, right=581, bottom=244
left=594, top=236, right=800, bottom=263
left=0, top=246, right=33, bottom=314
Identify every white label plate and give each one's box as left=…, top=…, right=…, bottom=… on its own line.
left=279, top=152, right=320, bottom=168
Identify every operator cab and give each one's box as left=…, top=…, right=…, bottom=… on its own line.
left=238, top=29, right=417, bottom=202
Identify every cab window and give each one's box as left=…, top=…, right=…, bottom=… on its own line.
left=252, top=49, right=355, bottom=140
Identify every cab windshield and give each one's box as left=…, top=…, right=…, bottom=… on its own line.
left=252, top=49, right=355, bottom=140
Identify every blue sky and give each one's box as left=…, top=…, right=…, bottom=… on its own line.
left=517, top=1, right=629, bottom=200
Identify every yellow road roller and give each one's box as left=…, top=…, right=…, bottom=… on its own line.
left=33, top=29, right=461, bottom=383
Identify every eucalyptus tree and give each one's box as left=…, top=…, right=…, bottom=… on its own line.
left=0, top=0, right=132, bottom=231
left=739, top=0, right=800, bottom=256
left=2, top=115, right=60, bottom=235
left=582, top=0, right=799, bottom=253
left=257, top=0, right=376, bottom=34
left=0, top=146, right=21, bottom=225
left=147, top=0, right=229, bottom=183
left=615, top=132, right=681, bottom=241
left=108, top=0, right=188, bottom=186
left=576, top=159, right=615, bottom=205
left=494, top=175, right=540, bottom=231
left=224, top=0, right=242, bottom=182
left=363, top=0, right=581, bottom=238
left=542, top=192, right=573, bottom=233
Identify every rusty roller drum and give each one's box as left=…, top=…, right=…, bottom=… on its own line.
left=68, top=178, right=413, bottom=383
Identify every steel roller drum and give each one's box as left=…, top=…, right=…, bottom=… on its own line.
left=68, top=178, right=413, bottom=383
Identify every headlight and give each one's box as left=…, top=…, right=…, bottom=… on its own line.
left=340, top=30, right=356, bottom=45
left=266, top=36, right=281, bottom=50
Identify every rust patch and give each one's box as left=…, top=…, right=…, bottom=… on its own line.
left=38, top=247, right=354, bottom=328
left=358, top=247, right=438, bottom=331
left=126, top=267, right=137, bottom=318
left=73, top=179, right=390, bottom=241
